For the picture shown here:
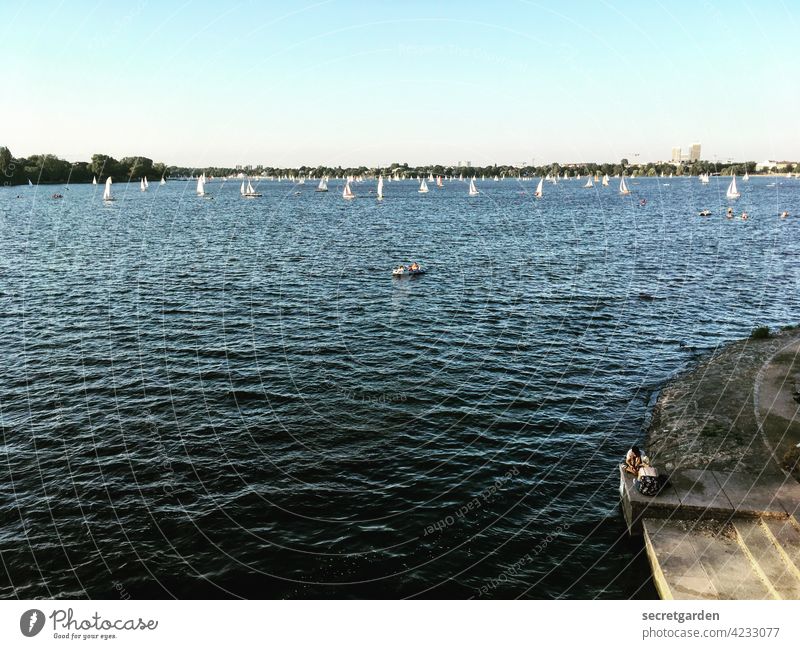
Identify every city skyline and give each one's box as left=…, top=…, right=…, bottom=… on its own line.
left=3, top=1, right=799, bottom=167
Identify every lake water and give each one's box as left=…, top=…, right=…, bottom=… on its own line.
left=1, top=175, right=798, bottom=598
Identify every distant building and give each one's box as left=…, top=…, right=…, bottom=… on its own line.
left=671, top=147, right=681, bottom=163
left=689, top=143, right=701, bottom=162
left=756, top=159, right=777, bottom=171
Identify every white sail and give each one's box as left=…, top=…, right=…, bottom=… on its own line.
left=140, top=178, right=146, bottom=192
left=240, top=180, right=246, bottom=195
left=377, top=175, right=384, bottom=200
left=144, top=177, right=149, bottom=189
left=247, top=180, right=255, bottom=194
left=602, top=174, right=609, bottom=186
left=726, top=174, right=740, bottom=199
left=317, top=177, right=328, bottom=192
left=103, top=176, right=113, bottom=201
left=436, top=175, right=443, bottom=187
left=343, top=181, right=355, bottom=199
left=534, top=178, right=543, bottom=198
left=160, top=176, right=166, bottom=185
left=92, top=176, right=97, bottom=185
left=196, top=173, right=206, bottom=196
left=418, top=178, right=429, bottom=193
left=427, top=173, right=434, bottom=182
left=468, top=177, right=479, bottom=196
left=743, top=171, right=750, bottom=181
left=584, top=178, right=593, bottom=188
left=28, top=179, right=33, bottom=187
left=619, top=176, right=630, bottom=194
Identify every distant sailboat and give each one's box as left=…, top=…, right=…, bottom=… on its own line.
left=436, top=175, right=444, bottom=188
left=534, top=178, right=543, bottom=198
left=316, top=177, right=328, bottom=192
left=196, top=173, right=207, bottom=196
left=726, top=174, right=740, bottom=199
left=103, top=176, right=114, bottom=201
left=92, top=176, right=97, bottom=185
left=144, top=177, right=149, bottom=189
left=427, top=173, right=434, bottom=183
left=241, top=176, right=261, bottom=197
left=418, top=178, right=429, bottom=193
left=584, top=177, right=593, bottom=188
left=140, top=178, right=147, bottom=192
left=468, top=177, right=479, bottom=196
left=343, top=180, right=355, bottom=199
left=28, top=179, right=33, bottom=187
left=619, top=176, right=630, bottom=195
left=602, top=174, right=609, bottom=187
left=377, top=175, right=384, bottom=200
left=699, top=173, right=709, bottom=184
left=743, top=171, right=750, bottom=181
left=160, top=175, right=166, bottom=186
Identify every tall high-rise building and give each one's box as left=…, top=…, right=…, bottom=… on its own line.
left=671, top=147, right=682, bottom=163
left=689, top=143, right=701, bottom=162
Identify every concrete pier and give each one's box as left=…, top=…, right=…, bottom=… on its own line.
left=623, top=329, right=800, bottom=599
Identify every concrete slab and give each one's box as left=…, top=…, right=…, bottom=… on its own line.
left=686, top=524, right=775, bottom=600
left=763, top=518, right=800, bottom=579
left=775, top=480, right=800, bottom=517
left=710, top=471, right=789, bottom=517
left=733, top=520, right=800, bottom=599
left=642, top=519, right=719, bottom=600
left=671, top=469, right=734, bottom=514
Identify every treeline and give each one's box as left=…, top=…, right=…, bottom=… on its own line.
left=0, top=148, right=169, bottom=186
left=1, top=146, right=790, bottom=187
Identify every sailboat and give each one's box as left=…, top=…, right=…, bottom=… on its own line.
left=140, top=178, right=147, bottom=192
left=726, top=174, right=740, bottom=199
left=743, top=171, right=750, bottom=182
left=619, top=176, right=630, bottom=195
left=436, top=175, right=444, bottom=188
left=602, top=174, right=609, bottom=187
left=316, top=177, right=328, bottom=192
left=196, top=173, right=207, bottom=197
left=584, top=177, right=593, bottom=188
left=427, top=173, right=434, bottom=183
left=377, top=175, right=384, bottom=200
left=534, top=178, right=543, bottom=198
left=160, top=175, right=166, bottom=186
left=418, top=178, right=429, bottom=193
left=241, top=177, right=262, bottom=197
left=28, top=179, right=33, bottom=187
left=342, top=180, right=355, bottom=199
left=144, top=177, right=149, bottom=189
left=103, top=176, right=115, bottom=201
left=468, top=177, right=479, bottom=196
left=700, top=173, right=709, bottom=184
left=92, top=176, right=97, bottom=185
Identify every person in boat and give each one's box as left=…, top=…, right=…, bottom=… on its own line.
left=726, top=207, right=734, bottom=219
left=410, top=262, right=419, bottom=271
left=781, top=211, right=789, bottom=219
left=741, top=211, right=748, bottom=220
left=624, top=445, right=643, bottom=476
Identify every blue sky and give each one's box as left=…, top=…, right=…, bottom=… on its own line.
left=2, top=0, right=798, bottom=166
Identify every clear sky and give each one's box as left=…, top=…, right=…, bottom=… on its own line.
left=2, top=0, right=798, bottom=167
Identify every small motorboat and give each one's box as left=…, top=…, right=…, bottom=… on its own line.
left=698, top=209, right=711, bottom=216
left=392, top=264, right=426, bottom=277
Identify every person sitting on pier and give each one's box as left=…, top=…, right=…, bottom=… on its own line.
left=624, top=445, right=643, bottom=476
left=635, top=462, right=661, bottom=497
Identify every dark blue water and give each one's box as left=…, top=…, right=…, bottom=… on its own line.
left=1, top=175, right=798, bottom=598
